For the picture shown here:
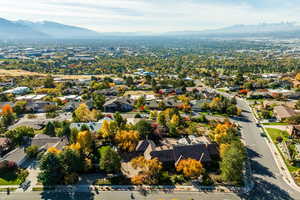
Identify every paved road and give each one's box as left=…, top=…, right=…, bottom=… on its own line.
left=234, top=98, right=300, bottom=200
left=0, top=190, right=242, bottom=200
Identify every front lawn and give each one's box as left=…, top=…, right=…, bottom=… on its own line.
left=0, top=169, right=28, bottom=185
left=265, top=128, right=289, bottom=142
left=262, top=122, right=289, bottom=126
left=265, top=128, right=300, bottom=184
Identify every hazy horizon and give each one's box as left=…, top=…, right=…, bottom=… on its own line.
left=1, top=0, right=300, bottom=33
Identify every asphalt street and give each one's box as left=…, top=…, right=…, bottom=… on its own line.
left=235, top=99, right=300, bottom=200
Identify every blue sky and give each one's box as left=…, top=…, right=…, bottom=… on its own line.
left=0, top=0, right=299, bottom=32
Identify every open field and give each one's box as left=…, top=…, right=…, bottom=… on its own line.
left=0, top=69, right=117, bottom=79
left=0, top=69, right=46, bottom=77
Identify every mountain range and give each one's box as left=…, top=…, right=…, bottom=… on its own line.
left=0, top=18, right=100, bottom=40
left=1, top=17, right=300, bottom=40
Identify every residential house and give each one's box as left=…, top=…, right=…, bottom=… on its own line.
left=145, top=143, right=219, bottom=167
left=273, top=105, right=298, bottom=121
left=163, top=98, right=181, bottom=109
left=103, top=97, right=134, bottom=113
left=63, top=101, right=81, bottom=112
left=2, top=87, right=30, bottom=95
left=0, top=148, right=27, bottom=166
left=0, top=138, right=11, bottom=156
left=287, top=125, right=300, bottom=138
left=25, top=101, right=57, bottom=113
left=70, top=117, right=112, bottom=132
left=126, top=137, right=219, bottom=167
left=96, top=88, right=119, bottom=97
left=284, top=92, right=300, bottom=100
left=31, top=134, right=68, bottom=151
left=247, top=91, right=272, bottom=99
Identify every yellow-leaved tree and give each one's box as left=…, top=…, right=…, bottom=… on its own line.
left=47, top=147, right=61, bottom=154
left=73, top=103, right=97, bottom=122
left=170, top=114, right=180, bottom=127
left=296, top=73, right=300, bottom=81
left=210, top=121, right=235, bottom=144
left=99, top=120, right=117, bottom=139
left=131, top=156, right=162, bottom=185
left=176, top=158, right=204, bottom=179
left=115, top=130, right=140, bottom=152
left=220, top=143, right=231, bottom=158
left=76, top=130, right=93, bottom=153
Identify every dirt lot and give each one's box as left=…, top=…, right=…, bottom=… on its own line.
left=0, top=69, right=46, bottom=77
left=0, top=69, right=116, bottom=79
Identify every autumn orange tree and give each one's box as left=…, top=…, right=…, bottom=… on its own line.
left=131, top=156, right=162, bottom=185
left=0, top=104, right=15, bottom=127
left=176, top=158, right=204, bottom=179
left=115, top=130, right=140, bottom=152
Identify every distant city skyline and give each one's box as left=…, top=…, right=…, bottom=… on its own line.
left=1, top=0, right=300, bottom=33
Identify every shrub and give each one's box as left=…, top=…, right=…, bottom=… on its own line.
left=17, top=169, right=29, bottom=183
left=276, top=136, right=283, bottom=143
left=25, top=145, right=39, bottom=159
left=0, top=160, right=17, bottom=173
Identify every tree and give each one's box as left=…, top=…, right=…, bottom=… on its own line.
left=99, top=120, right=112, bottom=139
left=73, top=104, right=97, bottom=122
left=25, top=145, right=39, bottom=158
left=131, top=156, right=162, bottom=185
left=220, top=143, right=231, bottom=158
left=5, top=126, right=34, bottom=146
left=47, top=147, right=61, bottom=154
left=169, top=114, right=180, bottom=127
left=38, top=152, right=64, bottom=185
left=149, top=111, right=158, bottom=120
left=220, top=141, right=245, bottom=183
left=176, top=158, right=204, bottom=179
left=135, top=96, right=146, bottom=109
left=99, top=146, right=121, bottom=173
left=59, top=149, right=84, bottom=173
left=92, top=93, right=106, bottom=110
left=113, top=112, right=127, bottom=129
left=226, top=105, right=238, bottom=116
left=1, top=104, right=15, bottom=127
left=157, top=112, right=166, bottom=127
left=296, top=100, right=300, bottom=109
left=125, top=76, right=134, bottom=86
left=43, top=122, right=56, bottom=137
left=135, top=120, right=153, bottom=138
left=61, top=122, right=71, bottom=138
left=210, top=122, right=237, bottom=144
left=296, top=73, right=300, bottom=81
left=115, top=130, right=140, bottom=152
left=44, top=76, right=55, bottom=88
left=14, top=101, right=27, bottom=115
left=76, top=130, right=93, bottom=153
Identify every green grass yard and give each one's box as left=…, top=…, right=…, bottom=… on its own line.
left=265, top=128, right=289, bottom=142
left=265, top=128, right=300, bottom=174
left=0, top=171, right=21, bottom=185
left=262, top=122, right=289, bottom=126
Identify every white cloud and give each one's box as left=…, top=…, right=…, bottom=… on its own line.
left=0, top=0, right=299, bottom=32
